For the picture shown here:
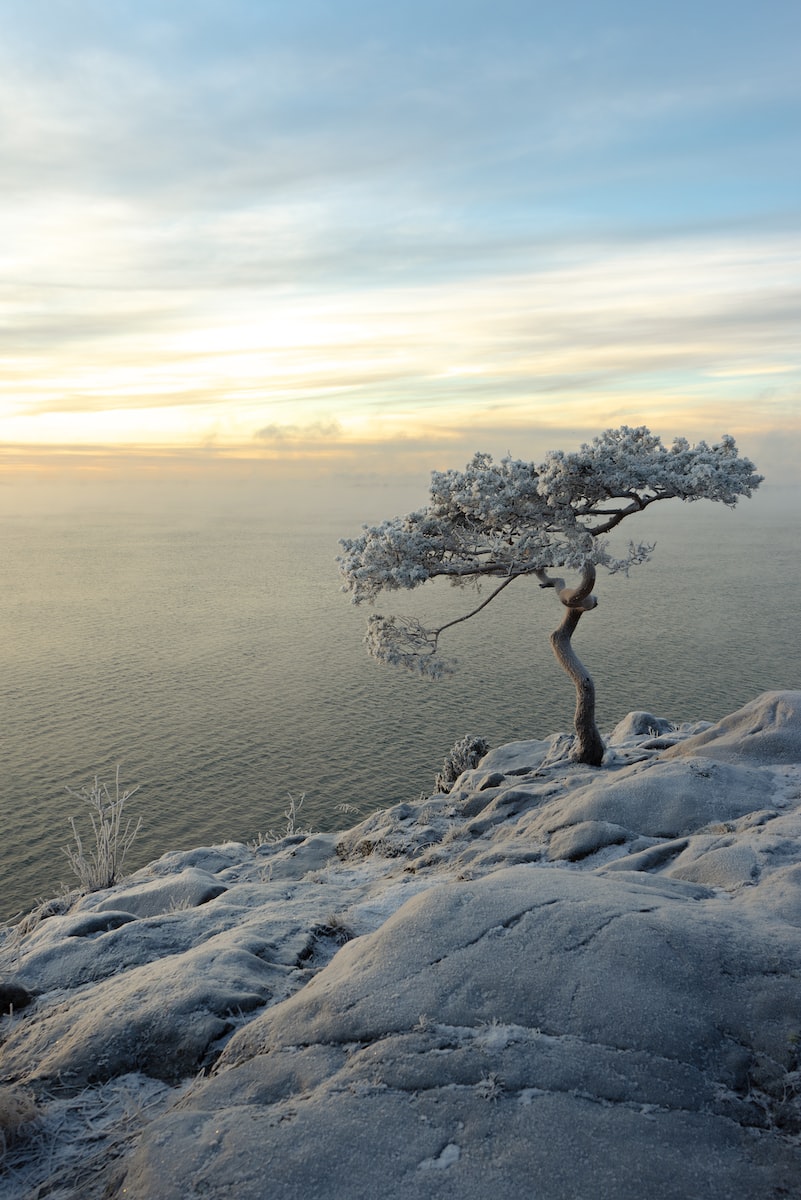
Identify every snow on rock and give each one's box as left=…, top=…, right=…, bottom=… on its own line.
left=121, top=868, right=801, bottom=1200
left=608, top=710, right=678, bottom=742
left=663, top=689, right=801, bottom=765
left=1, top=691, right=800, bottom=1199
left=516, top=756, right=769, bottom=841
left=92, top=865, right=227, bottom=918
left=215, top=865, right=796, bottom=1067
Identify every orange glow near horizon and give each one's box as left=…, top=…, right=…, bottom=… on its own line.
left=2, top=232, right=799, bottom=486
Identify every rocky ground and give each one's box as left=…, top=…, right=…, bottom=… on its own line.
left=2, top=691, right=800, bottom=1198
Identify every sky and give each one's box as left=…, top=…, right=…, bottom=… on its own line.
left=1, top=0, right=800, bottom=498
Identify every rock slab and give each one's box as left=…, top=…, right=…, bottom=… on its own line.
left=1, top=692, right=800, bottom=1199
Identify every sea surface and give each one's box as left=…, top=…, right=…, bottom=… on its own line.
left=1, top=483, right=799, bottom=921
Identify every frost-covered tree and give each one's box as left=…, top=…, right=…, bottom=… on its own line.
left=339, top=426, right=762, bottom=766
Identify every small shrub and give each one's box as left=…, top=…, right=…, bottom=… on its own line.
left=316, top=912, right=354, bottom=946
left=475, top=1072, right=505, bottom=1101
left=435, top=735, right=489, bottom=794
left=2, top=893, right=75, bottom=947
left=253, top=792, right=312, bottom=846
left=0, top=1085, right=38, bottom=1161
left=63, top=767, right=142, bottom=892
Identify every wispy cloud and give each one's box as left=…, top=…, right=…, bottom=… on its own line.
left=0, top=1, right=799, bottom=484
left=255, top=419, right=343, bottom=443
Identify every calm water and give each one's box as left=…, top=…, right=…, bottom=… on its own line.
left=1, top=484, right=799, bottom=921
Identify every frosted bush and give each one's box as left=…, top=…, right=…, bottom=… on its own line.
left=435, top=735, right=490, bottom=794
left=63, top=767, right=142, bottom=892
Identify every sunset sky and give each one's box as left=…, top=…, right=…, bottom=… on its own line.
left=1, top=0, right=799, bottom=492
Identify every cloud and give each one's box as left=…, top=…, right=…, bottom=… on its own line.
left=2, top=1, right=798, bottom=217
left=2, top=228, right=799, bottom=475
left=254, top=420, right=343, bottom=444
left=0, top=3, right=799, bottom=490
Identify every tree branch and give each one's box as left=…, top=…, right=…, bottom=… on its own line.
left=435, top=561, right=542, bottom=580
left=535, top=563, right=597, bottom=610
left=586, top=491, right=677, bottom=535
left=431, top=574, right=519, bottom=642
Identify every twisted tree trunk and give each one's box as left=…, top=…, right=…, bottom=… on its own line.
left=536, top=563, right=605, bottom=767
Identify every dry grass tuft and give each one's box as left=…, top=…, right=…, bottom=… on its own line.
left=63, top=766, right=142, bottom=892
left=0, top=1086, right=38, bottom=1161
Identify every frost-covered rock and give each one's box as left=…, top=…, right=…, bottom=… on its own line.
left=516, top=756, right=769, bottom=841
left=663, top=689, right=801, bottom=764
left=120, top=864, right=801, bottom=1200
left=90, top=866, right=227, bottom=918
left=608, top=709, right=676, bottom=742
left=1, top=692, right=800, bottom=1199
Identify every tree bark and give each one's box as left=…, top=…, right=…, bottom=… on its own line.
left=550, top=606, right=605, bottom=766
left=537, top=563, right=605, bottom=767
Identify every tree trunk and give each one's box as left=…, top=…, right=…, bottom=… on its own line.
left=550, top=607, right=605, bottom=766
left=537, top=562, right=605, bottom=767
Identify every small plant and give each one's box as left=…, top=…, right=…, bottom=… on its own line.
left=63, top=766, right=142, bottom=892
left=316, top=912, right=354, bottom=946
left=0, top=1084, right=38, bottom=1164
left=435, top=735, right=490, bottom=794
left=3, top=892, right=75, bottom=946
left=254, top=792, right=313, bottom=845
left=475, top=1072, right=505, bottom=1101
